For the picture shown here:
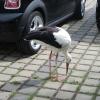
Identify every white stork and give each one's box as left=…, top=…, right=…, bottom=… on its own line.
left=24, top=26, right=71, bottom=81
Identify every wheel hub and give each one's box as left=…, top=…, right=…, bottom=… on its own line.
left=29, top=15, right=43, bottom=50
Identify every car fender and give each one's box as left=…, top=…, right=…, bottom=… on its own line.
left=18, top=0, right=47, bottom=38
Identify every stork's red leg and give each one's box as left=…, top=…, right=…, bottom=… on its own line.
left=63, top=51, right=70, bottom=76
left=49, top=51, right=52, bottom=78
left=66, top=63, right=69, bottom=75
left=55, top=52, right=59, bottom=81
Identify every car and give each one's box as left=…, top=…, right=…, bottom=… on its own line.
left=96, top=0, right=100, bottom=31
left=0, top=0, right=86, bottom=54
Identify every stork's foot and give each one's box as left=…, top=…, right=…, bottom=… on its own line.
left=50, top=75, right=66, bottom=82
left=51, top=74, right=58, bottom=81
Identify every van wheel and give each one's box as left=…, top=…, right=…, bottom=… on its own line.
left=18, top=11, right=44, bottom=54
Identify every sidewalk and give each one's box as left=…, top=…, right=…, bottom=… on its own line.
left=0, top=0, right=100, bottom=100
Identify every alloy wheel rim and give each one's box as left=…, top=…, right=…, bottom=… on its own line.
left=29, top=15, right=43, bottom=50
left=81, top=0, right=85, bottom=16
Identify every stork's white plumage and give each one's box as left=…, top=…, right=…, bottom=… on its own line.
left=24, top=26, right=71, bottom=81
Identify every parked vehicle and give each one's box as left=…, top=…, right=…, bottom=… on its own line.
left=0, top=0, right=86, bottom=54
left=96, top=0, right=100, bottom=30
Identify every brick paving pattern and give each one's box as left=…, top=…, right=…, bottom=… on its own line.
left=0, top=0, right=100, bottom=100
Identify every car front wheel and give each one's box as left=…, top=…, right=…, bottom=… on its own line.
left=18, top=11, right=44, bottom=54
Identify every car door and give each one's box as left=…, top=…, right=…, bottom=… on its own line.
left=43, top=0, right=59, bottom=23
left=56, top=0, right=76, bottom=18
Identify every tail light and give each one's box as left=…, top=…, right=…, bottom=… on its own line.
left=4, top=0, right=21, bottom=9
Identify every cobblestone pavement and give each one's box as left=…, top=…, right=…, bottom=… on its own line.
left=0, top=0, right=100, bottom=100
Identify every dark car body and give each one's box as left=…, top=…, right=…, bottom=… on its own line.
left=0, top=0, right=86, bottom=54
left=96, top=0, right=100, bottom=30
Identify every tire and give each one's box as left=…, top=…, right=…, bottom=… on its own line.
left=74, top=0, right=86, bottom=19
left=96, top=1, right=100, bottom=31
left=18, top=11, right=44, bottom=54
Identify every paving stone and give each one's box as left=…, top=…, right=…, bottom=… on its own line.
left=75, top=64, right=90, bottom=71
left=10, top=76, right=28, bottom=84
left=0, top=82, right=5, bottom=87
left=18, top=85, right=38, bottom=95
left=3, top=56, right=19, bottom=61
left=61, top=83, right=78, bottom=92
left=82, top=54, right=96, bottom=60
left=94, top=61, right=100, bottom=67
left=96, top=56, right=100, bottom=60
left=67, top=76, right=83, bottom=84
left=79, top=59, right=93, bottom=65
left=18, top=70, right=34, bottom=77
left=71, top=53, right=82, bottom=59
left=35, top=72, right=49, bottom=79
left=1, top=83, right=20, bottom=92
left=72, top=49, right=86, bottom=54
left=60, top=63, right=75, bottom=69
left=45, top=60, right=60, bottom=67
left=79, top=42, right=89, bottom=46
left=71, top=70, right=87, bottom=77
left=88, top=46, right=100, bottom=51
left=16, top=58, right=32, bottom=63
left=79, top=85, right=97, bottom=94
left=10, top=94, right=29, bottom=100
left=37, top=88, right=56, bottom=97
left=96, top=96, right=100, bottom=100
left=33, top=97, right=50, bottom=100
left=58, top=67, right=71, bottom=75
left=3, top=68, right=19, bottom=75
left=44, top=81, right=62, bottom=89
left=24, top=64, right=40, bottom=71
left=97, top=88, right=100, bottom=95
left=84, top=78, right=99, bottom=86
left=31, top=59, right=46, bottom=65
left=68, top=63, right=75, bottom=69
left=10, top=62, right=25, bottom=69
left=71, top=58, right=79, bottom=64
left=76, top=45, right=88, bottom=50
left=90, top=44, right=100, bottom=47
left=39, top=65, right=51, bottom=73
left=25, top=79, right=44, bottom=87
left=85, top=50, right=98, bottom=55
left=36, top=54, right=49, bottom=60
left=0, top=67, right=5, bottom=72
left=0, top=74, right=11, bottom=81
left=82, top=37, right=94, bottom=43
left=0, top=91, right=11, bottom=100
left=41, top=50, right=50, bottom=55
left=0, top=60, right=12, bottom=66
left=88, top=72, right=100, bottom=79
left=75, top=93, right=92, bottom=100
left=91, top=66, right=100, bottom=73
left=55, top=91, right=74, bottom=99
